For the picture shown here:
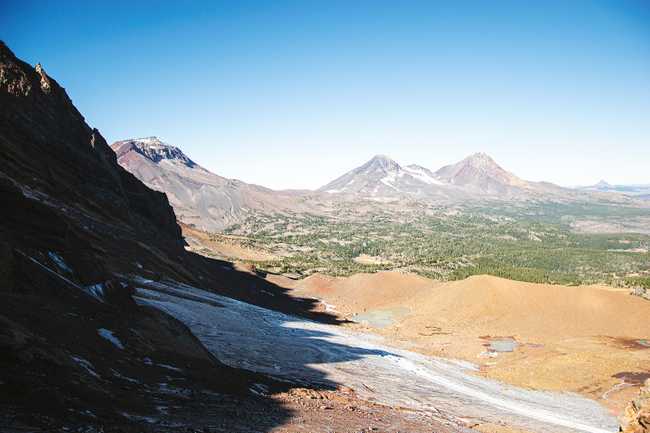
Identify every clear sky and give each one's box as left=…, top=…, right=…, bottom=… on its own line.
left=2, top=0, right=649, bottom=189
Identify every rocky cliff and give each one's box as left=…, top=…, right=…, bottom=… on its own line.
left=0, top=40, right=190, bottom=285
left=0, top=41, right=181, bottom=253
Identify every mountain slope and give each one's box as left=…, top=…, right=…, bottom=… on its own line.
left=112, top=137, right=311, bottom=231
left=433, top=152, right=531, bottom=195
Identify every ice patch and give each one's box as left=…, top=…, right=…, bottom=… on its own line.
left=111, top=368, right=139, bottom=384
left=98, top=328, right=124, bottom=349
left=48, top=251, right=72, bottom=274
left=71, top=355, right=100, bottom=379
left=387, top=355, right=612, bottom=433
left=81, top=409, right=97, bottom=418
left=84, top=283, right=105, bottom=302
left=157, top=363, right=182, bottom=372
left=249, top=383, right=269, bottom=396
left=121, top=412, right=158, bottom=424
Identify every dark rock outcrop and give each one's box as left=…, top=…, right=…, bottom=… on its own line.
left=0, top=41, right=181, bottom=256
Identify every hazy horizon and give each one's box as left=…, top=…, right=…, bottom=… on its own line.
left=3, top=0, right=649, bottom=189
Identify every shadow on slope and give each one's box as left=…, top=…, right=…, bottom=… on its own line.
left=181, top=250, right=350, bottom=325
left=135, top=277, right=394, bottom=387
left=0, top=187, right=387, bottom=432
left=0, top=39, right=370, bottom=432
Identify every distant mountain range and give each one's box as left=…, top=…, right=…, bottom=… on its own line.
left=577, top=180, right=650, bottom=199
left=112, top=137, right=642, bottom=231
left=320, top=152, right=568, bottom=199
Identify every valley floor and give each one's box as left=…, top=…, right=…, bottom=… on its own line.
left=275, top=272, right=650, bottom=418
left=134, top=278, right=618, bottom=433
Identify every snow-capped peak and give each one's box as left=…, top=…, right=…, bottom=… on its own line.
left=362, top=154, right=402, bottom=172
left=112, top=137, right=196, bottom=167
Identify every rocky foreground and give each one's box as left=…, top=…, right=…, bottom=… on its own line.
left=621, top=379, right=650, bottom=433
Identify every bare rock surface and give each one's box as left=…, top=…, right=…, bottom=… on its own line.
left=621, top=379, right=650, bottom=433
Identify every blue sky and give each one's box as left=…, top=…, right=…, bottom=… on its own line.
left=2, top=0, right=649, bottom=189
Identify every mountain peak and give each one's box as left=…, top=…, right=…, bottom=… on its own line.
left=111, top=137, right=196, bottom=167
left=435, top=152, right=526, bottom=193
left=464, top=152, right=499, bottom=167
left=362, top=154, right=401, bottom=172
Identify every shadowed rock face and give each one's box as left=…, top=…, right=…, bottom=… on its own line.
left=0, top=42, right=182, bottom=251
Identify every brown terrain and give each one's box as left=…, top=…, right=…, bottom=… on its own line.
left=273, top=271, right=650, bottom=417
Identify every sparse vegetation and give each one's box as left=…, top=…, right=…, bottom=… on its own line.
left=221, top=201, right=650, bottom=286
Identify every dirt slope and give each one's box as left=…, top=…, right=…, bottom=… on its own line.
left=288, top=272, right=650, bottom=415
left=405, top=275, right=648, bottom=338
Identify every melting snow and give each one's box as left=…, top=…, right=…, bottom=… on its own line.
left=98, top=328, right=125, bottom=349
